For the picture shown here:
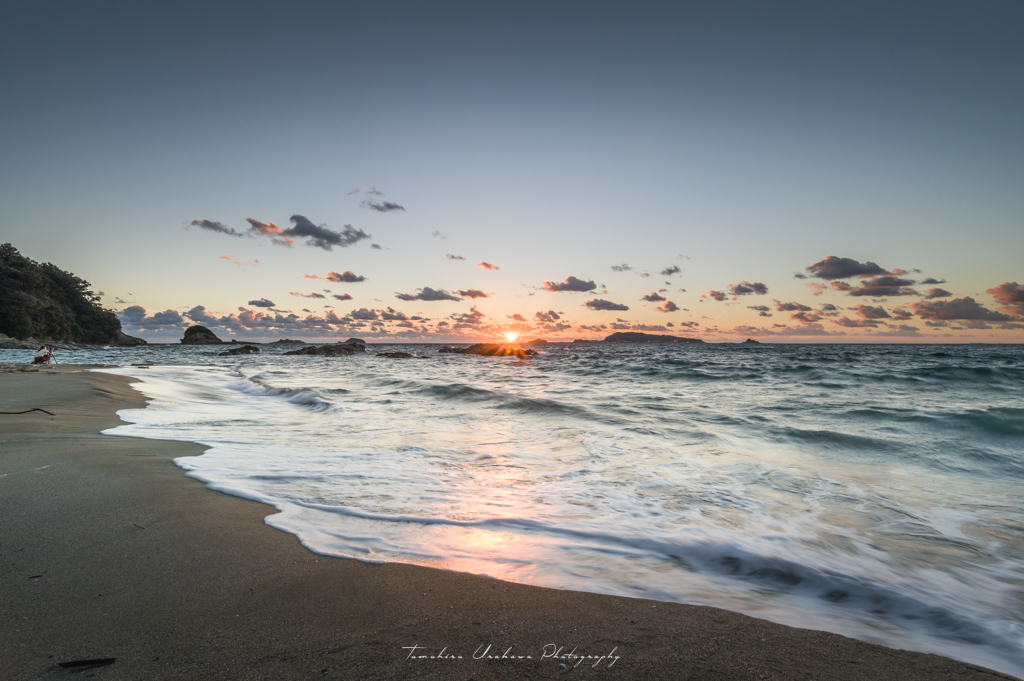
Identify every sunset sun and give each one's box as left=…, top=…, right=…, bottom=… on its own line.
left=504, top=331, right=519, bottom=342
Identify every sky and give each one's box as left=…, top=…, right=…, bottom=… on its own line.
left=2, top=1, right=1022, bottom=343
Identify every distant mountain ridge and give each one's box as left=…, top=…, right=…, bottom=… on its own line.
left=0, top=243, right=144, bottom=346
left=603, top=331, right=704, bottom=343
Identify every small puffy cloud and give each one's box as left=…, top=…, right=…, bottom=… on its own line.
left=534, top=310, right=561, bottom=323
left=542, top=276, right=596, bottom=293
left=432, top=231, right=447, bottom=239
left=245, top=218, right=293, bottom=246
left=911, top=297, right=1014, bottom=321
left=119, top=306, right=185, bottom=329
left=657, top=301, right=679, bottom=313
left=987, top=282, right=1024, bottom=316
left=661, top=265, right=681, bottom=276
left=832, top=316, right=885, bottom=328
left=806, top=256, right=889, bottom=280
left=820, top=303, right=838, bottom=312
left=805, top=282, right=828, bottom=296
left=360, top=200, right=405, bottom=212
left=371, top=243, right=382, bottom=250
left=791, top=311, right=824, bottom=324
left=187, top=219, right=243, bottom=237
left=381, top=307, right=408, bottom=321
left=774, top=300, right=812, bottom=312
left=642, top=292, right=666, bottom=302
left=853, top=304, right=890, bottom=319
left=349, top=308, right=379, bottom=320
left=890, top=307, right=913, bottom=320
left=396, top=287, right=462, bottom=302
left=747, top=305, right=771, bottom=317
left=446, top=254, right=466, bottom=260
left=220, top=255, right=259, bottom=270
left=611, top=264, right=632, bottom=272
left=843, top=276, right=918, bottom=297
left=290, top=291, right=326, bottom=299
left=477, top=261, right=500, bottom=270
left=585, top=299, right=629, bottom=311
left=285, top=215, right=370, bottom=250
left=728, top=281, right=768, bottom=296
left=325, top=270, right=367, bottom=283
left=457, top=289, right=492, bottom=299
left=186, top=305, right=217, bottom=323
left=248, top=298, right=275, bottom=308
left=703, top=290, right=728, bottom=302
left=924, top=288, right=952, bottom=299
left=920, top=277, right=947, bottom=285
left=333, top=293, right=353, bottom=301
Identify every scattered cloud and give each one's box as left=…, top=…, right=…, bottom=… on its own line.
left=477, top=261, right=500, bottom=270
left=774, top=300, right=812, bottom=312
left=333, top=293, right=353, bottom=301
left=747, top=305, right=772, bottom=317
left=534, top=310, right=561, bottom=323
left=396, top=287, right=462, bottom=302
left=248, top=298, right=275, bottom=308
left=911, top=296, right=1014, bottom=321
left=360, top=200, right=405, bottom=212
left=457, top=289, right=492, bottom=299
left=920, top=277, right=946, bottom=285
left=585, top=299, right=629, bottom=311
left=245, top=218, right=293, bottom=246
left=924, top=288, right=952, bottom=299
left=728, top=281, right=768, bottom=296
left=286, top=215, right=370, bottom=250
left=432, top=231, right=447, bottom=239
left=348, top=187, right=383, bottom=196
left=805, top=282, right=828, bottom=296
left=657, top=301, right=679, bottom=313
left=324, top=270, right=367, bottom=283
left=290, top=291, right=326, bottom=299
left=642, top=292, right=666, bottom=302
left=987, top=282, right=1024, bottom=316
left=186, top=219, right=242, bottom=237
left=834, top=275, right=918, bottom=297
left=703, top=290, right=728, bottom=302
left=661, top=265, right=681, bottom=276
left=371, top=243, right=382, bottom=250
left=542, top=276, right=596, bottom=293
left=806, top=256, right=889, bottom=280
left=118, top=305, right=185, bottom=329
left=185, top=305, right=217, bottom=324
left=446, top=254, right=466, bottom=260
left=611, top=264, right=632, bottom=272
left=220, top=255, right=259, bottom=270
left=853, top=304, right=890, bottom=319
left=349, top=308, right=379, bottom=320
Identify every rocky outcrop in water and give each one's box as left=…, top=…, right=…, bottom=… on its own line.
left=344, top=338, right=367, bottom=346
left=181, top=325, right=223, bottom=344
left=442, top=343, right=537, bottom=358
left=741, top=338, right=761, bottom=344
left=282, top=343, right=365, bottom=357
left=603, top=332, right=703, bottom=343
left=377, top=351, right=414, bottom=358
left=219, top=344, right=260, bottom=356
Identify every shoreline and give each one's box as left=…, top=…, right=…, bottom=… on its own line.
left=0, top=368, right=1016, bottom=680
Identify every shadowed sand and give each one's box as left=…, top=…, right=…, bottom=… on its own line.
left=0, top=367, right=1016, bottom=680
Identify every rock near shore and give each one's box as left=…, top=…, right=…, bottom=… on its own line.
left=181, top=325, right=223, bottom=344
left=282, top=343, right=366, bottom=357
left=440, top=343, right=537, bottom=358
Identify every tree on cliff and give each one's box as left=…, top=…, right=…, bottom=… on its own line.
left=0, top=243, right=123, bottom=343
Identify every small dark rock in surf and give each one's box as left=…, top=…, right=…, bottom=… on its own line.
left=283, top=343, right=366, bottom=357
left=219, top=345, right=261, bottom=356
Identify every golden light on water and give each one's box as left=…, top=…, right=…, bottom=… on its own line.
left=504, top=331, right=519, bottom=342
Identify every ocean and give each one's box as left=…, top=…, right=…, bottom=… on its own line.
left=4, top=342, right=1023, bottom=676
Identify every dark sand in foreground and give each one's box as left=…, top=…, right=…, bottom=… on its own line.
left=0, top=367, right=1016, bottom=680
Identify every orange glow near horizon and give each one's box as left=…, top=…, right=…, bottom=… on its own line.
left=504, top=331, right=519, bottom=342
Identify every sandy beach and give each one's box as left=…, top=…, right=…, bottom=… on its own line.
left=0, top=367, right=1016, bottom=680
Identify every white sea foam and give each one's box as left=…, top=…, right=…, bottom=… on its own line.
left=90, top=343, right=1024, bottom=676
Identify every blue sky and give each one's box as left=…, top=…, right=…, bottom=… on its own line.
left=2, top=1, right=1022, bottom=342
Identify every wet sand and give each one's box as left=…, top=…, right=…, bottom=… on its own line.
left=0, top=367, right=1016, bottom=680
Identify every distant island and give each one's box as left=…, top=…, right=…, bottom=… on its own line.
left=0, top=243, right=145, bottom=347
left=603, top=332, right=704, bottom=343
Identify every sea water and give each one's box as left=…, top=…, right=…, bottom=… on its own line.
left=4, top=342, right=1022, bottom=676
